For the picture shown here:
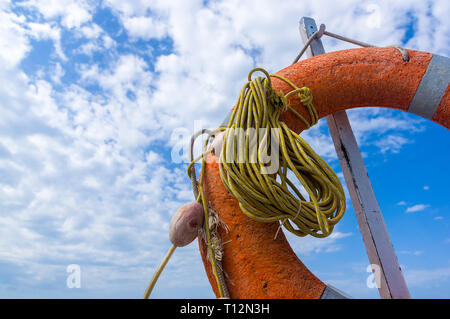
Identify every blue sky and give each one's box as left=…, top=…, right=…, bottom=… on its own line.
left=0, top=0, right=449, bottom=299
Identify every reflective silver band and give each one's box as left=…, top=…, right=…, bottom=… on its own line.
left=408, top=54, right=450, bottom=119
left=320, top=284, right=352, bottom=299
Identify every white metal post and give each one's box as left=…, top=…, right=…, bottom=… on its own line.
left=298, top=17, right=411, bottom=299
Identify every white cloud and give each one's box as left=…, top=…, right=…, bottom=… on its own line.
left=76, top=36, right=116, bottom=57
left=0, top=6, right=30, bottom=68
left=397, top=201, right=407, bottom=206
left=423, top=186, right=430, bottom=190
left=0, top=27, right=190, bottom=300
left=405, top=204, right=430, bottom=213
left=103, top=0, right=158, bottom=17
left=375, top=135, right=411, bottom=154
left=79, top=23, right=103, bottom=39
left=21, top=0, right=93, bottom=29
left=102, top=34, right=115, bottom=49
left=347, top=108, right=422, bottom=154
left=405, top=267, right=450, bottom=288
left=104, top=0, right=170, bottom=41
left=50, top=62, right=65, bottom=84
left=77, top=41, right=99, bottom=56
left=122, top=16, right=167, bottom=40
left=286, top=230, right=352, bottom=255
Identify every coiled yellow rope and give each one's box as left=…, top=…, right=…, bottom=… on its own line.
left=218, top=68, right=346, bottom=238
left=144, top=67, right=346, bottom=299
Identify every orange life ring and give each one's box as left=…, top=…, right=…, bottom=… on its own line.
left=198, top=47, right=450, bottom=299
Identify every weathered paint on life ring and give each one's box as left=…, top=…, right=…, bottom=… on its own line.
left=198, top=47, right=449, bottom=299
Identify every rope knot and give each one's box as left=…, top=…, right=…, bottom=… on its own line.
left=298, top=87, right=313, bottom=105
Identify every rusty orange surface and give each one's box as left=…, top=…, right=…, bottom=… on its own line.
left=199, top=155, right=326, bottom=299
left=198, top=47, right=449, bottom=299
